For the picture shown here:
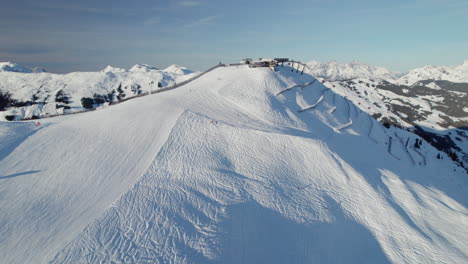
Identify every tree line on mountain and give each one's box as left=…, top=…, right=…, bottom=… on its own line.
left=0, top=90, right=13, bottom=111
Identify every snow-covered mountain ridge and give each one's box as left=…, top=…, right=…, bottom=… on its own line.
left=397, top=60, right=468, bottom=85
left=328, top=78, right=467, bottom=163
left=1, top=65, right=467, bottom=264
left=306, top=60, right=399, bottom=81
left=306, top=60, right=468, bottom=84
left=0, top=63, right=198, bottom=120
left=306, top=61, right=468, bottom=167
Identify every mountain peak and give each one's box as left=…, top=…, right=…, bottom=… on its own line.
left=129, top=64, right=159, bottom=72
left=102, top=65, right=126, bottom=73
left=0, top=62, right=33, bottom=73
left=164, top=64, right=194, bottom=75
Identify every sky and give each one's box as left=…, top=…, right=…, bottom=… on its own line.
left=0, top=0, right=467, bottom=73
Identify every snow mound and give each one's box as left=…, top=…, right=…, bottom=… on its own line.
left=306, top=60, right=398, bottom=81
left=0, top=62, right=33, bottom=73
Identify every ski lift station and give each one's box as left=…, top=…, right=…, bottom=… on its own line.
left=240, top=58, right=289, bottom=68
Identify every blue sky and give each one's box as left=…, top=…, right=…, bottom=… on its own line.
left=1, top=0, right=467, bottom=73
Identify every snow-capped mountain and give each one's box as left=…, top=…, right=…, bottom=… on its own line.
left=0, top=62, right=34, bottom=73
left=397, top=60, right=468, bottom=85
left=101, top=65, right=126, bottom=73
left=1, top=65, right=466, bottom=264
left=0, top=63, right=199, bottom=120
left=306, top=60, right=398, bottom=81
left=164, top=64, right=194, bottom=75
left=129, top=63, right=159, bottom=72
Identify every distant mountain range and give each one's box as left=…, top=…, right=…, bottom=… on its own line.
left=397, top=60, right=468, bottom=85
left=306, top=60, right=399, bottom=81
left=0, top=62, right=47, bottom=73
left=306, top=60, right=468, bottom=84
left=0, top=63, right=198, bottom=121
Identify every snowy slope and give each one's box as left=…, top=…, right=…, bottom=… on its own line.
left=0, top=64, right=199, bottom=120
left=302, top=60, right=468, bottom=167
left=323, top=78, right=468, bottom=167
left=306, top=60, right=398, bottom=81
left=1, top=65, right=467, bottom=264
left=397, top=60, right=468, bottom=85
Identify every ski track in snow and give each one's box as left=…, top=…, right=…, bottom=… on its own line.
left=1, top=65, right=467, bottom=264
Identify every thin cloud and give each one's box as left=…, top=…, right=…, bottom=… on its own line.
left=34, top=3, right=111, bottom=14
left=144, top=16, right=161, bottom=26
left=33, top=2, right=140, bottom=17
left=184, top=16, right=216, bottom=28
left=178, top=1, right=201, bottom=7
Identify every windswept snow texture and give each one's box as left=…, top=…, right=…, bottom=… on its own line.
left=1, top=66, right=467, bottom=264
left=0, top=63, right=199, bottom=120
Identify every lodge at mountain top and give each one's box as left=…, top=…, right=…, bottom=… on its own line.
left=240, top=58, right=308, bottom=74
left=240, top=58, right=289, bottom=68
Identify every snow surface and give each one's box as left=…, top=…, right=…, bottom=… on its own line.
left=0, top=65, right=467, bottom=264
left=324, top=78, right=461, bottom=130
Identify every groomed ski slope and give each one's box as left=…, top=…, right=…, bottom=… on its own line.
left=0, top=65, right=467, bottom=264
